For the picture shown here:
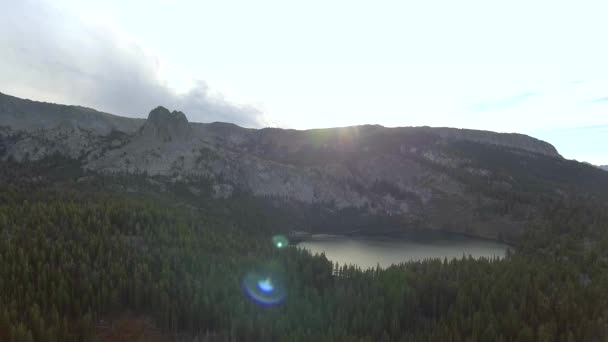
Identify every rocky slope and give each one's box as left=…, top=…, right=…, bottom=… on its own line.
left=2, top=91, right=607, bottom=241
left=0, top=92, right=143, bottom=134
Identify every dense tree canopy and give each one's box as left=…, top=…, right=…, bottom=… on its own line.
left=0, top=159, right=608, bottom=341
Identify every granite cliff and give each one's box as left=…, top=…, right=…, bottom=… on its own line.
left=2, top=91, right=607, bottom=241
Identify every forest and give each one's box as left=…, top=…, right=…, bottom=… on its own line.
left=1, top=157, right=608, bottom=341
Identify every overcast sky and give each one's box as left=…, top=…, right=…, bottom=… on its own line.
left=0, top=0, right=606, bottom=164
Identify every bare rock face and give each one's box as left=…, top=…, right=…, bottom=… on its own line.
left=420, top=127, right=561, bottom=157
left=5, top=92, right=605, bottom=241
left=139, top=106, right=192, bottom=142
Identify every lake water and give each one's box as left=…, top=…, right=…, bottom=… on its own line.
left=298, top=231, right=509, bottom=269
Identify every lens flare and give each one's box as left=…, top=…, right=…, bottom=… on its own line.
left=242, top=263, right=287, bottom=305
left=257, top=278, right=274, bottom=292
left=272, top=235, right=289, bottom=249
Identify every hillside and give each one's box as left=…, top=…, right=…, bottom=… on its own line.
left=2, top=91, right=608, bottom=242
left=1, top=137, right=608, bottom=342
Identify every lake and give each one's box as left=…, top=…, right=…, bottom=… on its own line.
left=298, top=230, right=509, bottom=269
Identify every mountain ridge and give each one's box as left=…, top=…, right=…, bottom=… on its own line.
left=2, top=91, right=606, bottom=242
left=0, top=91, right=143, bottom=134
left=0, top=91, right=560, bottom=157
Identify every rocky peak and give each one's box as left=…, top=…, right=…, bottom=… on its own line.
left=139, top=106, right=191, bottom=142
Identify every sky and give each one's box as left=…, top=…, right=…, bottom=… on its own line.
left=0, top=0, right=606, bottom=164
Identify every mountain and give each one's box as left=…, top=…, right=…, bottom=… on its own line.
left=0, top=92, right=143, bottom=134
left=2, top=91, right=608, bottom=241
left=600, top=165, right=608, bottom=171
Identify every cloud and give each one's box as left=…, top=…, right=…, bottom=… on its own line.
left=467, top=92, right=537, bottom=112
left=0, top=0, right=268, bottom=128
left=590, top=97, right=608, bottom=103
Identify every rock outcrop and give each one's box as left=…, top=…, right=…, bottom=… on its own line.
left=139, top=106, right=192, bottom=142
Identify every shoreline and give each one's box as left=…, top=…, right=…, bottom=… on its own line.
left=290, top=228, right=515, bottom=248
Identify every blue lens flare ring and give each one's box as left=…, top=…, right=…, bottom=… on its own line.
left=242, top=263, right=287, bottom=305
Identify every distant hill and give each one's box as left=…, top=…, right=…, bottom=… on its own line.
left=600, top=165, right=608, bottom=171
left=2, top=91, right=608, bottom=241
left=0, top=92, right=143, bottom=134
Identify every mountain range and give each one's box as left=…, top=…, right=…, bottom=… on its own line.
left=2, top=91, right=607, bottom=242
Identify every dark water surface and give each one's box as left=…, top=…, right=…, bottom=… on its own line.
left=298, top=231, right=509, bottom=269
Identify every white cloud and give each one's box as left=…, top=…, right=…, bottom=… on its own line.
left=0, top=0, right=269, bottom=128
